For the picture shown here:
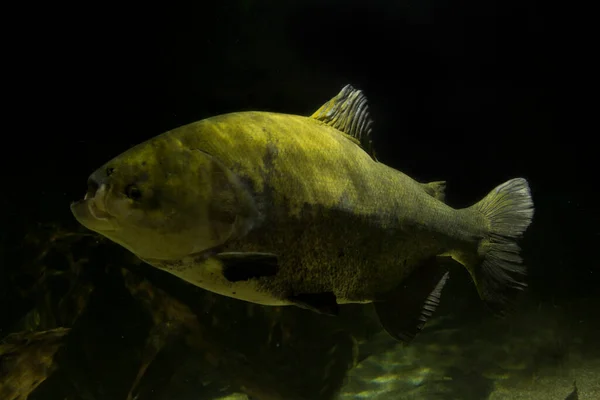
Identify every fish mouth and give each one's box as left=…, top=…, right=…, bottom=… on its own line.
left=84, top=187, right=112, bottom=220
left=71, top=184, right=116, bottom=231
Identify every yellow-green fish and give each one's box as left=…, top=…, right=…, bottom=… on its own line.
left=71, top=85, right=534, bottom=342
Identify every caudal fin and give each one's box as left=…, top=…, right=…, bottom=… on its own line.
left=470, top=178, right=534, bottom=308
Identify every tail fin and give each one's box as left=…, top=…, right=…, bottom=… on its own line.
left=469, top=178, right=534, bottom=308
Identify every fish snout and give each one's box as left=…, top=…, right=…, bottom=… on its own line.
left=85, top=167, right=111, bottom=200
left=84, top=177, right=99, bottom=201
left=81, top=173, right=112, bottom=220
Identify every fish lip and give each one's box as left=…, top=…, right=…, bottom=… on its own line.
left=88, top=199, right=112, bottom=221
left=87, top=183, right=113, bottom=220
left=90, top=184, right=112, bottom=219
left=70, top=195, right=116, bottom=232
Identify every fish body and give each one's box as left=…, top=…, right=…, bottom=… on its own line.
left=71, top=85, right=534, bottom=342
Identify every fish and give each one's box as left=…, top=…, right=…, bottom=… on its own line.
left=71, top=84, right=534, bottom=343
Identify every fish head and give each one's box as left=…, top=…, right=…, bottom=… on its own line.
left=71, top=136, right=257, bottom=260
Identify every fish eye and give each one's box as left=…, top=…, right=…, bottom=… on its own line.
left=106, top=167, right=115, bottom=176
left=124, top=184, right=142, bottom=201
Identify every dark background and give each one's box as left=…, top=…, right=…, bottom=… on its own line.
left=2, top=0, right=593, bottom=323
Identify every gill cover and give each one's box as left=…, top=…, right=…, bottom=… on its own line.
left=72, top=138, right=258, bottom=261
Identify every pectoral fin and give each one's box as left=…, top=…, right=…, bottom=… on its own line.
left=217, top=252, right=279, bottom=282
left=374, top=256, right=452, bottom=343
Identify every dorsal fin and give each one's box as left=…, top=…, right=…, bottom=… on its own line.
left=422, top=181, right=447, bottom=202
left=310, top=84, right=376, bottom=160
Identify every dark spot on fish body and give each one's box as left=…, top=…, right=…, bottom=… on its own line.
left=219, top=252, right=279, bottom=282
left=106, top=167, right=115, bottom=176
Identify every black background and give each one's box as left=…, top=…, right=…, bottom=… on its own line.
left=2, top=0, right=593, bottom=318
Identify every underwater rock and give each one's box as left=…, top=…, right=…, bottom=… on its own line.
left=0, top=328, right=70, bottom=400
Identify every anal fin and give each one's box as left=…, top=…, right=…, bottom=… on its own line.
left=374, top=256, right=451, bottom=343
left=217, top=252, right=279, bottom=282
